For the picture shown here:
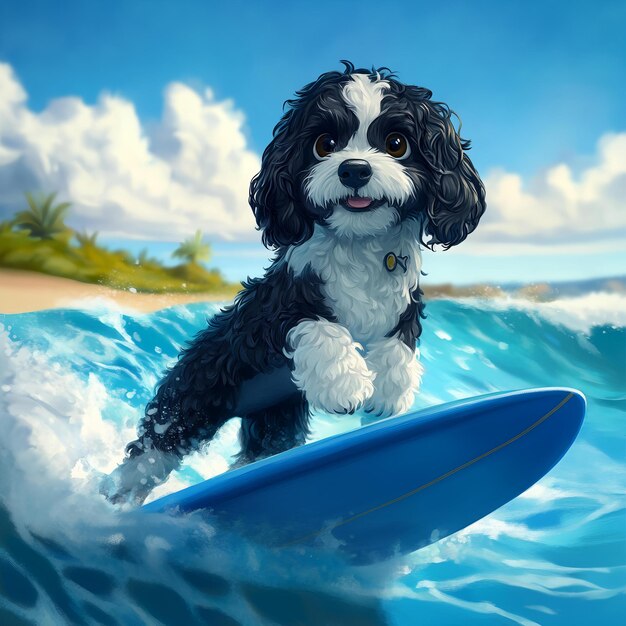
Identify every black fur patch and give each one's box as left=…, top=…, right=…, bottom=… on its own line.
left=127, top=257, right=335, bottom=458
left=387, top=285, right=427, bottom=349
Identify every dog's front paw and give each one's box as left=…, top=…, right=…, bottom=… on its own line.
left=286, top=320, right=374, bottom=414
left=364, top=387, right=417, bottom=418
left=364, top=338, right=423, bottom=417
left=100, top=446, right=180, bottom=507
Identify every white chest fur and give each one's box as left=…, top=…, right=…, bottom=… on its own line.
left=286, top=220, right=422, bottom=345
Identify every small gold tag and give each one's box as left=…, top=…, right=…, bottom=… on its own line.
left=384, top=252, right=408, bottom=273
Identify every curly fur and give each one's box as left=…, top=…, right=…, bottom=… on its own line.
left=108, top=61, right=486, bottom=505
left=285, top=319, right=375, bottom=414
left=286, top=218, right=423, bottom=343
left=364, top=338, right=424, bottom=417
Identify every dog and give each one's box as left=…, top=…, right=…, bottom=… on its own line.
left=103, top=61, right=486, bottom=505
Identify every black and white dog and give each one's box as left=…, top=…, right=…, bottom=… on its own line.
left=104, top=62, right=486, bottom=505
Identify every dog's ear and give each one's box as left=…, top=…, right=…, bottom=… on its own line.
left=411, top=95, right=486, bottom=249
left=249, top=111, right=314, bottom=249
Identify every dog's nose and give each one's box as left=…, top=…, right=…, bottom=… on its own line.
left=338, top=159, right=372, bottom=190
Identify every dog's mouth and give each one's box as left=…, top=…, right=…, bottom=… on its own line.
left=339, top=196, right=385, bottom=212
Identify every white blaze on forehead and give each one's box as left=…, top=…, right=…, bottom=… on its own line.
left=342, top=74, right=390, bottom=147
left=304, top=72, right=414, bottom=215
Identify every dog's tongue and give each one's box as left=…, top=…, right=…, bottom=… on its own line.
left=347, top=196, right=373, bottom=209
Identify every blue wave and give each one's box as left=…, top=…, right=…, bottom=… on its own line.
left=0, top=298, right=624, bottom=625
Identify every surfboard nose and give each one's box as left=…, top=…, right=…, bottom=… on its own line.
left=541, top=387, right=586, bottom=449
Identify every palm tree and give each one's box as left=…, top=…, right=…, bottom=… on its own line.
left=136, top=248, right=149, bottom=265
left=14, top=192, right=71, bottom=239
left=172, top=230, right=211, bottom=265
left=75, top=230, right=99, bottom=247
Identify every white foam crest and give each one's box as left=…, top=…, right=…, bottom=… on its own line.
left=0, top=327, right=136, bottom=532
left=0, top=324, right=249, bottom=517
left=413, top=584, right=542, bottom=626
left=461, top=292, right=626, bottom=333
left=501, top=557, right=611, bottom=574
left=145, top=419, right=242, bottom=503
left=53, top=295, right=145, bottom=318
left=0, top=326, right=393, bottom=619
left=420, top=571, right=604, bottom=593
left=517, top=479, right=575, bottom=502
left=458, top=517, right=543, bottom=542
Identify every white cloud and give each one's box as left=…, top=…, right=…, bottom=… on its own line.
left=0, top=63, right=260, bottom=241
left=466, top=132, right=626, bottom=254
left=0, top=61, right=624, bottom=253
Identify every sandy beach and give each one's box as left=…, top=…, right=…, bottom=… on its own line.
left=0, top=269, right=236, bottom=314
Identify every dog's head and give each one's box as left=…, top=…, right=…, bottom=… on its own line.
left=250, top=61, right=486, bottom=248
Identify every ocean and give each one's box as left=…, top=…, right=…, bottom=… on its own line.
left=0, top=294, right=624, bottom=625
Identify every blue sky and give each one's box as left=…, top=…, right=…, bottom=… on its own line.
left=0, top=0, right=624, bottom=284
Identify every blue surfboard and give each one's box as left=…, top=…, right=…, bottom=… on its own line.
left=144, top=388, right=585, bottom=564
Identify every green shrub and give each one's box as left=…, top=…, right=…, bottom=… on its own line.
left=0, top=193, right=236, bottom=295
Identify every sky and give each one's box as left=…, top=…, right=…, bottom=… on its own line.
left=0, top=0, right=624, bottom=284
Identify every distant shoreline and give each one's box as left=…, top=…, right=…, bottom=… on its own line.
left=0, top=268, right=499, bottom=315
left=2, top=268, right=624, bottom=315
left=0, top=269, right=238, bottom=314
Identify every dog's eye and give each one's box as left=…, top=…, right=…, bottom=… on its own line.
left=314, top=133, right=337, bottom=159
left=385, top=133, right=410, bottom=159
